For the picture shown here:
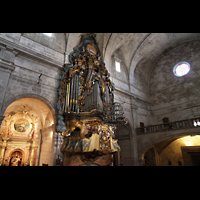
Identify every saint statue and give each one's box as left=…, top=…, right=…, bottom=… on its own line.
left=10, top=152, right=21, bottom=166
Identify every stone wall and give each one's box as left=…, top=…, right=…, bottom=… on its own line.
left=0, top=33, right=63, bottom=116
left=149, top=40, right=200, bottom=124
left=115, top=125, right=132, bottom=166
left=132, top=40, right=200, bottom=165
left=23, top=33, right=65, bottom=53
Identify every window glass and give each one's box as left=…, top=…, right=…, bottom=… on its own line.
left=115, top=61, right=121, bottom=72
left=173, top=62, right=190, bottom=77
left=43, top=33, right=52, bottom=37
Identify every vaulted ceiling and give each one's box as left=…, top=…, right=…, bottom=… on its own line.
left=64, top=33, right=200, bottom=83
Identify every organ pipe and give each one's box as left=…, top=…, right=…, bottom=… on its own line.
left=69, top=75, right=74, bottom=111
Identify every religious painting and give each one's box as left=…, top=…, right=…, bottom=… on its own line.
left=14, top=118, right=30, bottom=132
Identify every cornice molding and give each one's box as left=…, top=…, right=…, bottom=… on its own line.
left=0, top=38, right=63, bottom=69
left=0, top=61, right=15, bottom=72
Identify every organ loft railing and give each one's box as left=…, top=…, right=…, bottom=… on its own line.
left=136, top=117, right=200, bottom=134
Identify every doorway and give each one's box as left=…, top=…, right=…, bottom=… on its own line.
left=181, top=146, right=200, bottom=166
left=189, top=152, right=200, bottom=166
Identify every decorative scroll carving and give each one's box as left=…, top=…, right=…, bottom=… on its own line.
left=56, top=33, right=115, bottom=134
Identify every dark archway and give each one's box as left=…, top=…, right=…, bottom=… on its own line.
left=142, top=134, right=200, bottom=166
left=116, top=124, right=132, bottom=166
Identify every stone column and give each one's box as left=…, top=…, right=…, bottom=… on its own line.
left=131, top=97, right=139, bottom=127
left=0, top=145, right=6, bottom=165
left=29, top=147, right=35, bottom=166
left=29, top=140, right=38, bottom=166
left=25, top=145, right=31, bottom=166
left=0, top=138, right=9, bottom=165
left=130, top=96, right=139, bottom=166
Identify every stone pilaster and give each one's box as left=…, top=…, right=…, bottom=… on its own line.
left=130, top=96, right=139, bottom=166
left=0, top=138, right=9, bottom=165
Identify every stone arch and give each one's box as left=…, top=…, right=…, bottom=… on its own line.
left=138, top=130, right=200, bottom=165
left=1, top=93, right=56, bottom=120
left=116, top=124, right=130, bottom=137
left=124, top=120, right=133, bottom=134
left=115, top=117, right=134, bottom=139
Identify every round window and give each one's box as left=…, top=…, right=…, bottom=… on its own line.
left=173, top=62, right=190, bottom=77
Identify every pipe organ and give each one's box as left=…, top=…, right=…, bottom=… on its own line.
left=57, top=33, right=121, bottom=166
left=65, top=73, right=80, bottom=113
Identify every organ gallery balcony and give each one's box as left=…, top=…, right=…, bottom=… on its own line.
left=136, top=118, right=200, bottom=135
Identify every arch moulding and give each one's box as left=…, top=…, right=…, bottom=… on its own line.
left=137, top=128, right=200, bottom=165
left=1, top=93, right=56, bottom=121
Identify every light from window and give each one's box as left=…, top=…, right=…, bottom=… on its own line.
left=115, top=61, right=121, bottom=72
left=173, top=62, right=190, bottom=77
left=43, top=33, right=52, bottom=37
left=193, top=120, right=200, bottom=127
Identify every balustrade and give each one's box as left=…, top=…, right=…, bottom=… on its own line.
left=136, top=118, right=200, bottom=134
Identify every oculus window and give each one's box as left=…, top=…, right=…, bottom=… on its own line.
left=43, top=33, right=52, bottom=37
left=173, top=62, right=190, bottom=77
left=115, top=61, right=121, bottom=72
